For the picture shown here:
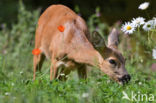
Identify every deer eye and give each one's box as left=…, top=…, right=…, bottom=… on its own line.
left=109, top=59, right=117, bottom=66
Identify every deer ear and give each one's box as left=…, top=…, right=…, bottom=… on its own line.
left=90, top=31, right=106, bottom=48
left=108, top=28, right=119, bottom=49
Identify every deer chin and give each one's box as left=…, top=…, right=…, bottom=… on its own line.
left=107, top=73, right=131, bottom=85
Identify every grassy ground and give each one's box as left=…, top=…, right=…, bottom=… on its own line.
left=0, top=2, right=156, bottom=103
left=0, top=59, right=156, bottom=103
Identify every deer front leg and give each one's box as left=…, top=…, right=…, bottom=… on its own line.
left=33, top=55, right=38, bottom=81
left=33, top=53, right=45, bottom=80
left=50, top=53, right=58, bottom=81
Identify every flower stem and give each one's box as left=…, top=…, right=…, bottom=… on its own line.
left=137, top=27, right=140, bottom=37
left=145, top=10, right=150, bottom=19
left=148, top=31, right=150, bottom=45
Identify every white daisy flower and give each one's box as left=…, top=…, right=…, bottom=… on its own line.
left=11, top=82, right=15, bottom=86
left=138, top=82, right=142, bottom=85
left=138, top=2, right=149, bottom=10
left=20, top=71, right=23, bottom=75
left=143, top=20, right=154, bottom=31
left=131, top=17, right=145, bottom=27
left=82, top=93, right=89, bottom=98
left=5, top=92, right=10, bottom=96
left=121, top=22, right=136, bottom=34
left=152, top=17, right=156, bottom=27
left=153, top=48, right=156, bottom=59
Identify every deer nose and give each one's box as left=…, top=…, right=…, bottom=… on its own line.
left=118, top=74, right=131, bottom=84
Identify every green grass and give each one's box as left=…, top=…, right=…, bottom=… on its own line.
left=0, top=62, right=156, bottom=103
left=0, top=1, right=156, bottom=103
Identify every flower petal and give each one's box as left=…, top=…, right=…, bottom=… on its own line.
left=32, top=49, right=41, bottom=55
left=58, top=25, right=65, bottom=32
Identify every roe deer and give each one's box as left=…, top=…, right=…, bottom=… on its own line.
left=33, top=4, right=131, bottom=84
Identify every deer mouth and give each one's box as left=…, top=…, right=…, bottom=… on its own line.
left=118, top=74, right=131, bottom=84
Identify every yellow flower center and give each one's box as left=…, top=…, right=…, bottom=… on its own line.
left=126, top=26, right=132, bottom=30
left=147, top=24, right=151, bottom=28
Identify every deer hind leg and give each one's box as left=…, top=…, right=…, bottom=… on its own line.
left=33, top=53, right=45, bottom=80
left=77, top=64, right=87, bottom=79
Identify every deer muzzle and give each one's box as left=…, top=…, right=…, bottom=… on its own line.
left=118, top=74, right=131, bottom=84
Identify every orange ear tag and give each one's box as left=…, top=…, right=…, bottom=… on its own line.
left=58, top=25, right=65, bottom=32
left=32, top=48, right=41, bottom=55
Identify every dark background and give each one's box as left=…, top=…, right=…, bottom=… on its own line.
left=0, top=0, right=156, bottom=26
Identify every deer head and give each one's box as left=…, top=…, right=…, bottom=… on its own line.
left=90, top=28, right=131, bottom=84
